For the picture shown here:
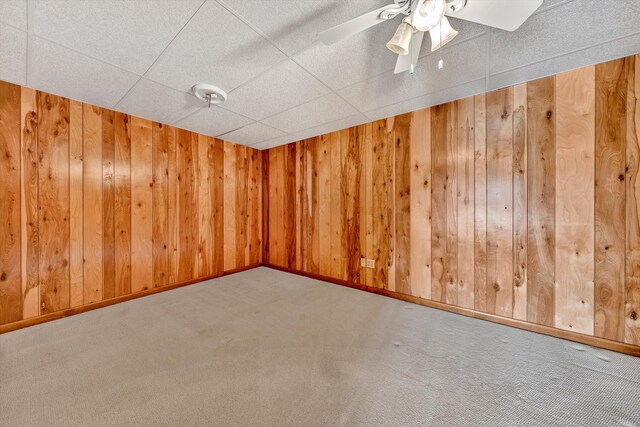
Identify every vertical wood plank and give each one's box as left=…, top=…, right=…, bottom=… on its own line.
left=224, top=141, right=237, bottom=270
left=196, top=134, right=213, bottom=277
left=330, top=132, right=343, bottom=279
left=308, top=138, right=320, bottom=274
left=555, top=66, right=595, bottom=335
left=152, top=123, right=170, bottom=286
left=236, top=144, right=248, bottom=268
left=595, top=60, right=626, bottom=340
left=445, top=104, right=458, bottom=305
left=474, top=94, right=488, bottom=312
left=284, top=143, right=297, bottom=269
left=456, top=98, right=475, bottom=309
left=486, top=87, right=514, bottom=317
left=69, top=101, right=84, bottom=307
left=167, top=125, right=178, bottom=283
left=38, top=92, right=70, bottom=314
left=83, top=103, right=103, bottom=304
left=0, top=81, right=22, bottom=323
left=318, top=135, right=331, bottom=275
left=527, top=77, right=556, bottom=326
left=114, top=112, right=131, bottom=296
left=395, top=114, right=411, bottom=294
left=364, top=124, right=374, bottom=287
left=431, top=105, right=448, bottom=301
left=626, top=55, right=640, bottom=345
left=102, top=109, right=116, bottom=300
left=20, top=87, right=39, bottom=318
left=176, top=130, right=197, bottom=280
left=130, top=117, right=153, bottom=292
left=213, top=138, right=225, bottom=273
left=372, top=120, right=391, bottom=290
left=248, top=148, right=261, bottom=265
left=345, top=126, right=362, bottom=284
left=298, top=141, right=307, bottom=271
left=262, top=146, right=269, bottom=265
left=409, top=108, right=431, bottom=299
left=513, top=84, right=528, bottom=321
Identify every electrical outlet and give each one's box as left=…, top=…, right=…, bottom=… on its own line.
left=360, top=258, right=366, bottom=267
left=366, top=259, right=375, bottom=269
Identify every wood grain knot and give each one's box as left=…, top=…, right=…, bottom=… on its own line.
left=546, top=110, right=553, bottom=119
left=493, top=282, right=500, bottom=291
left=631, top=312, right=638, bottom=320
left=0, top=272, right=6, bottom=281
left=618, top=174, right=624, bottom=181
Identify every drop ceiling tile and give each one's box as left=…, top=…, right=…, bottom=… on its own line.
left=221, top=122, right=286, bottom=146
left=338, top=34, right=487, bottom=113
left=262, top=93, right=360, bottom=134
left=220, top=0, right=390, bottom=56
left=28, top=36, right=139, bottom=108
left=146, top=0, right=286, bottom=93
left=0, top=25, right=26, bottom=86
left=0, top=0, right=26, bottom=29
left=294, top=113, right=370, bottom=141
left=173, top=106, right=253, bottom=137
left=116, top=78, right=203, bottom=124
left=364, top=78, right=486, bottom=122
left=249, top=134, right=300, bottom=150
left=490, top=0, right=640, bottom=75
left=223, top=59, right=329, bottom=120
left=30, top=0, right=203, bottom=75
left=295, top=17, right=487, bottom=91
left=489, top=31, right=640, bottom=91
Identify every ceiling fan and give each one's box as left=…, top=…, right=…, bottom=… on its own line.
left=318, top=0, right=543, bottom=74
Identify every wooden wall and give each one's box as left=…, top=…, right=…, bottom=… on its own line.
left=264, top=55, right=640, bottom=348
left=0, top=82, right=261, bottom=327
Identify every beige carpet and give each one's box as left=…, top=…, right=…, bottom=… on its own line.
left=1, top=267, right=639, bottom=426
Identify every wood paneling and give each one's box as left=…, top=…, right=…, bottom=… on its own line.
left=627, top=56, right=640, bottom=345
left=555, top=66, right=595, bottom=335
left=0, top=83, right=262, bottom=329
left=486, top=88, right=513, bottom=318
left=284, top=144, right=296, bottom=269
left=262, top=55, right=640, bottom=354
left=38, top=92, right=70, bottom=314
left=20, top=87, right=39, bottom=319
left=0, top=82, right=22, bottom=323
left=527, top=77, right=555, bottom=326
left=69, top=100, right=83, bottom=307
left=408, top=109, right=431, bottom=299
left=152, top=123, right=170, bottom=287
left=595, top=59, right=626, bottom=341
left=130, top=117, right=153, bottom=292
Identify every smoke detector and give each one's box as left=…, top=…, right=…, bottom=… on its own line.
left=192, top=83, right=227, bottom=107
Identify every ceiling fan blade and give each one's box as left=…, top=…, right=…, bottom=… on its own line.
left=446, top=0, right=543, bottom=32
left=318, top=4, right=400, bottom=45
left=394, top=31, right=424, bottom=74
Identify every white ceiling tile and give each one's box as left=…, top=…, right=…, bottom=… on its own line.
left=490, top=0, right=640, bottom=75
left=221, top=122, right=286, bottom=146
left=294, top=113, right=369, bottom=141
left=28, top=35, right=139, bottom=108
left=116, top=78, right=203, bottom=124
left=0, top=25, right=26, bottom=86
left=223, top=59, right=330, bottom=120
left=262, top=93, right=360, bottom=134
left=338, top=34, right=487, bottom=113
left=174, top=105, right=253, bottom=137
left=220, top=0, right=390, bottom=56
left=489, top=31, right=640, bottom=91
left=364, top=78, right=486, bottom=122
left=0, top=0, right=26, bottom=29
left=146, top=0, right=286, bottom=93
left=249, top=134, right=300, bottom=150
left=30, top=0, right=203, bottom=75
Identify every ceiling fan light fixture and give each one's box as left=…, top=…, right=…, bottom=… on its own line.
left=429, top=16, right=458, bottom=51
left=386, top=17, right=415, bottom=56
left=412, top=0, right=446, bottom=32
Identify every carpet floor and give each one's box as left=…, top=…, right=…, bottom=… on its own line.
left=1, top=267, right=639, bottom=426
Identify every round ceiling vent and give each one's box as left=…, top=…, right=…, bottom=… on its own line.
left=192, top=83, right=227, bottom=106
